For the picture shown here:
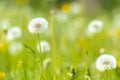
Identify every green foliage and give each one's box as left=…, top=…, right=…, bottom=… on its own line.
left=0, top=0, right=120, bottom=80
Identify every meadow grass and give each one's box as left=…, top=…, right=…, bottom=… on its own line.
left=0, top=1, right=120, bottom=80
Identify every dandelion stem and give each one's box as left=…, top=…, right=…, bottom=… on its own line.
left=106, top=70, right=109, bottom=80
left=37, top=33, right=42, bottom=65
left=36, top=33, right=43, bottom=79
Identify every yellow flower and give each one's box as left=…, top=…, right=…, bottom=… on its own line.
left=0, top=72, right=6, bottom=79
left=115, top=29, right=120, bottom=38
left=0, top=42, right=9, bottom=53
left=61, top=3, right=71, bottom=13
left=117, top=60, right=120, bottom=68
left=17, top=60, right=23, bottom=69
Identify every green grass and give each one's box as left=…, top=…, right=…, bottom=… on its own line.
left=0, top=1, right=120, bottom=80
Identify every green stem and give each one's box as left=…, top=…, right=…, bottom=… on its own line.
left=37, top=33, right=42, bottom=66
left=36, top=33, right=43, bottom=79
left=106, top=70, right=108, bottom=80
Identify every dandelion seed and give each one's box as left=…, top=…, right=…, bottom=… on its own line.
left=87, top=20, right=103, bottom=34
left=28, top=17, right=48, bottom=34
left=9, top=42, right=23, bottom=55
left=37, top=41, right=50, bottom=53
left=96, top=54, right=117, bottom=72
left=6, top=27, right=22, bottom=41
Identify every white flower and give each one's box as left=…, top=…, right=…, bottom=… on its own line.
left=6, top=27, right=22, bottom=41
left=96, top=54, right=117, bottom=72
left=0, top=19, right=10, bottom=30
left=28, top=17, right=48, bottom=33
left=113, top=14, right=120, bottom=27
left=71, top=3, right=82, bottom=14
left=9, top=42, right=23, bottom=55
left=87, top=20, right=103, bottom=34
left=37, top=41, right=50, bottom=53
left=55, top=12, right=68, bottom=22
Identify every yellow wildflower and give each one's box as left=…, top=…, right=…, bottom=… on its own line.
left=0, top=42, right=9, bottom=53
left=0, top=72, right=6, bottom=79
left=17, top=60, right=23, bottom=69
left=61, top=3, right=71, bottom=13
left=115, top=29, right=120, bottom=38
left=117, top=60, right=120, bottom=68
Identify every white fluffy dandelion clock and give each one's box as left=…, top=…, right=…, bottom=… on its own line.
left=96, top=54, right=117, bottom=72
left=37, top=41, right=50, bottom=53
left=9, top=42, right=23, bottom=55
left=6, top=27, right=22, bottom=41
left=88, top=20, right=103, bottom=34
left=28, top=17, right=48, bottom=34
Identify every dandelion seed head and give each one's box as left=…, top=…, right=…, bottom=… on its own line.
left=96, top=54, right=117, bottom=72
left=37, top=41, right=50, bottom=53
left=28, top=17, right=48, bottom=34
left=6, top=27, right=22, bottom=41
left=55, top=12, right=68, bottom=22
left=9, top=42, right=23, bottom=55
left=88, top=20, right=103, bottom=34
left=71, top=2, right=82, bottom=14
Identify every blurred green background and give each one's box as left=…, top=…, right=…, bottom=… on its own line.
left=0, top=0, right=120, bottom=80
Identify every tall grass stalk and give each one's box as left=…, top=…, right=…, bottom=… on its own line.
left=84, top=49, right=91, bottom=80
left=50, top=13, right=57, bottom=76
